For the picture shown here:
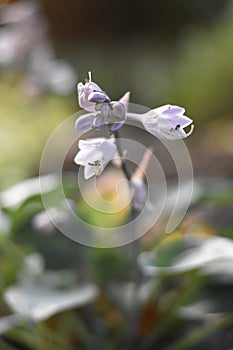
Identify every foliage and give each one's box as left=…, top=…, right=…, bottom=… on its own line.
left=0, top=174, right=233, bottom=350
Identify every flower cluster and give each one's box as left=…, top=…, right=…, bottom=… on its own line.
left=76, top=71, right=129, bottom=134
left=74, top=72, right=194, bottom=209
left=75, top=72, right=194, bottom=140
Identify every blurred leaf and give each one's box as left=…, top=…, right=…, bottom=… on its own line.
left=3, top=251, right=98, bottom=322
left=4, top=283, right=98, bottom=322
left=0, top=314, right=22, bottom=335
left=138, top=236, right=233, bottom=276
left=0, top=175, right=59, bottom=209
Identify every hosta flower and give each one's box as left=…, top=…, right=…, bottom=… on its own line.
left=77, top=71, right=110, bottom=112
left=74, top=138, right=116, bottom=179
left=107, top=91, right=130, bottom=133
left=75, top=91, right=130, bottom=133
left=129, top=104, right=194, bottom=140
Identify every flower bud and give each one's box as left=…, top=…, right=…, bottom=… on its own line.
left=131, top=179, right=148, bottom=211
left=75, top=114, right=95, bottom=133
left=77, top=71, right=110, bottom=112
left=130, top=148, right=153, bottom=211
left=93, top=103, right=112, bottom=129
left=88, top=91, right=110, bottom=104
left=107, top=91, right=130, bottom=133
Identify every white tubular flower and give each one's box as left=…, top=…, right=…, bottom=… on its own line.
left=129, top=104, right=194, bottom=140
left=74, top=138, right=116, bottom=179
left=77, top=71, right=110, bottom=112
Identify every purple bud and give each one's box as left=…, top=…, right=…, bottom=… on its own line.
left=77, top=71, right=110, bottom=112
left=92, top=103, right=111, bottom=130
left=107, top=101, right=126, bottom=133
left=88, top=91, right=111, bottom=104
left=111, top=102, right=126, bottom=120
left=131, top=180, right=148, bottom=211
left=92, top=115, right=105, bottom=130
left=75, top=114, right=94, bottom=133
left=130, top=148, right=153, bottom=211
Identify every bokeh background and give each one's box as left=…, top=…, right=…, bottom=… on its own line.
left=0, top=0, right=233, bottom=187
left=0, top=1, right=233, bottom=349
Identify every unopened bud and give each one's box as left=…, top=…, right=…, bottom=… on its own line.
left=107, top=91, right=130, bottom=133
left=111, top=101, right=126, bottom=120
left=93, top=103, right=111, bottom=129
left=75, top=114, right=94, bottom=133
left=131, top=179, right=148, bottom=211
left=88, top=90, right=111, bottom=104
left=130, top=148, right=153, bottom=211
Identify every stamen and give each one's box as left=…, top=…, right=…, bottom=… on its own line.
left=185, top=124, right=194, bottom=137
left=88, top=71, right=92, bottom=82
left=94, top=160, right=104, bottom=176
left=88, top=160, right=103, bottom=176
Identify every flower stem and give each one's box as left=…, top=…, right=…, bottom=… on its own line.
left=113, top=130, right=131, bottom=182
left=113, top=129, right=142, bottom=349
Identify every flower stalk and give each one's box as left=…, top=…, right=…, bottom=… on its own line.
left=73, top=72, right=195, bottom=348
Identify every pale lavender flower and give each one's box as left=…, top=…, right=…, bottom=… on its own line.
left=75, top=113, right=95, bottom=133
left=107, top=91, right=130, bottom=133
left=129, top=104, right=194, bottom=140
left=74, top=138, right=116, bottom=179
left=77, top=71, right=110, bottom=112
left=75, top=91, right=130, bottom=133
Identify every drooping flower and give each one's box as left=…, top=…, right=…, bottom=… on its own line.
left=77, top=71, right=110, bottom=112
left=74, top=138, right=116, bottom=179
left=128, top=104, right=194, bottom=140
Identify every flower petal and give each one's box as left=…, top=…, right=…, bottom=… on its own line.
left=101, top=140, right=117, bottom=162
left=79, top=138, right=106, bottom=148
left=75, top=114, right=94, bottom=133
left=78, top=93, right=96, bottom=112
left=77, top=75, right=107, bottom=112
left=162, top=105, right=185, bottom=116
left=158, top=114, right=193, bottom=129
left=74, top=148, right=93, bottom=165
left=88, top=91, right=110, bottom=103
left=84, top=165, right=96, bottom=179
left=74, top=147, right=102, bottom=165
left=152, top=104, right=172, bottom=116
